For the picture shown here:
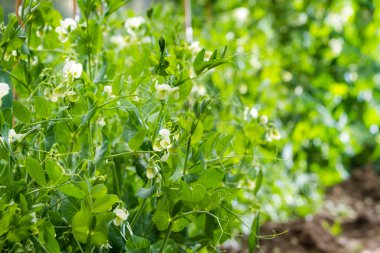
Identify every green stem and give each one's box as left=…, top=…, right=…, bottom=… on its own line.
left=85, top=238, right=92, bottom=253
left=152, top=103, right=165, bottom=144
left=183, top=135, right=191, bottom=176
left=27, top=21, right=32, bottom=80
left=159, top=221, right=173, bottom=253
left=112, top=162, right=121, bottom=196
left=130, top=198, right=147, bottom=229
left=106, top=150, right=153, bottom=159
left=86, top=17, right=92, bottom=80
left=1, top=44, right=8, bottom=62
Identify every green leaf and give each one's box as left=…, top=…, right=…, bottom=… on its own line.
left=94, top=126, right=109, bottom=168
left=91, top=212, right=114, bottom=245
left=152, top=209, right=171, bottom=231
left=254, top=170, right=263, bottom=195
left=91, top=194, right=118, bottom=213
left=136, top=186, right=156, bottom=199
left=193, top=47, right=229, bottom=75
left=172, top=218, right=189, bottom=232
left=248, top=212, right=260, bottom=253
left=0, top=204, right=17, bottom=237
left=94, top=54, right=108, bottom=83
left=194, top=49, right=206, bottom=69
left=34, top=96, right=52, bottom=119
left=0, top=13, right=18, bottom=46
left=39, top=222, right=60, bottom=253
left=58, top=183, right=84, bottom=199
left=0, top=6, right=3, bottom=23
left=209, top=49, right=218, bottom=61
left=126, top=235, right=150, bottom=251
left=45, top=159, right=68, bottom=184
left=13, top=101, right=31, bottom=123
left=129, top=128, right=147, bottom=150
left=216, top=134, right=233, bottom=157
left=44, top=122, right=56, bottom=151
left=25, top=157, right=46, bottom=186
left=205, top=132, right=220, bottom=157
left=191, top=121, right=203, bottom=145
left=198, top=168, right=224, bottom=188
left=112, top=73, right=123, bottom=95
left=91, top=184, right=108, bottom=198
left=72, top=207, right=91, bottom=243
left=221, top=45, right=228, bottom=59
left=180, top=182, right=207, bottom=205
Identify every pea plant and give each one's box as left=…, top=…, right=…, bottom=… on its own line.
left=0, top=0, right=281, bottom=252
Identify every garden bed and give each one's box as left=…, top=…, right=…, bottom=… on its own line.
left=259, top=167, right=380, bottom=253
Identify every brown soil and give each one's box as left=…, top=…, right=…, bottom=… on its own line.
left=257, top=167, right=380, bottom=253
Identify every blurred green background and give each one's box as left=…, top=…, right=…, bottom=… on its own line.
left=160, top=0, right=380, bottom=221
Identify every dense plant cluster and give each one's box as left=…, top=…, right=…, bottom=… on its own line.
left=0, top=0, right=282, bottom=252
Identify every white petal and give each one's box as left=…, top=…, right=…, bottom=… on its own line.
left=160, top=139, right=171, bottom=149
left=104, top=86, right=112, bottom=94
left=169, top=87, right=180, bottom=99
left=249, top=107, right=259, bottom=119
left=62, top=18, right=77, bottom=30
left=159, top=129, right=171, bottom=142
left=260, top=115, right=268, bottom=125
left=0, top=82, right=10, bottom=99
left=153, top=142, right=163, bottom=151
left=72, top=63, right=82, bottom=78
left=113, top=217, right=123, bottom=226
left=114, top=208, right=129, bottom=220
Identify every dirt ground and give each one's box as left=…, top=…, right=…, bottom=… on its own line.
left=257, top=167, right=380, bottom=253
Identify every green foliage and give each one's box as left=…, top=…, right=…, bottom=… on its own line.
left=0, top=1, right=276, bottom=252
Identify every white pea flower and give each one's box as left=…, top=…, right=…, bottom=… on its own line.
left=271, top=129, right=281, bottom=140
left=155, top=83, right=180, bottom=100
left=36, top=28, right=44, bottom=38
left=266, top=129, right=281, bottom=142
left=55, top=18, right=77, bottom=43
left=110, top=35, right=127, bottom=48
left=260, top=115, right=268, bottom=125
left=113, top=207, right=129, bottom=226
left=189, top=41, right=201, bottom=54
left=155, top=83, right=172, bottom=100
left=168, top=87, right=180, bottom=100
left=47, top=85, right=76, bottom=102
left=159, top=129, right=171, bottom=144
left=153, top=142, right=163, bottom=151
left=104, top=85, right=112, bottom=95
left=249, top=107, right=259, bottom=119
left=61, top=18, right=77, bottom=31
left=161, top=152, right=169, bottom=162
left=98, top=117, right=106, bottom=126
left=0, top=82, right=10, bottom=106
left=141, top=36, right=152, bottom=44
left=63, top=60, right=82, bottom=80
left=329, top=38, right=344, bottom=56
left=131, top=95, right=140, bottom=103
left=124, top=16, right=145, bottom=32
left=153, top=128, right=172, bottom=151
left=146, top=166, right=158, bottom=179
left=0, top=129, right=25, bottom=143
left=233, top=7, right=249, bottom=23
left=156, top=173, right=162, bottom=183
left=49, top=86, right=65, bottom=102
left=191, top=85, right=206, bottom=97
